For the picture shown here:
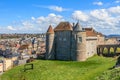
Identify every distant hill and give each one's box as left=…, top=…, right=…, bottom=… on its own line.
left=106, top=34, right=120, bottom=38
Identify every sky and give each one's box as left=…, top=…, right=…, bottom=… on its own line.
left=0, top=0, right=120, bottom=35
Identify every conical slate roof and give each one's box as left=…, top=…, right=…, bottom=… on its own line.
left=54, top=22, right=73, bottom=31
left=73, top=22, right=83, bottom=31
left=47, top=25, right=54, bottom=34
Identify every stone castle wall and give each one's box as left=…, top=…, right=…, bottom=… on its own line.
left=105, top=38, right=118, bottom=44
left=86, top=37, right=97, bottom=58
left=45, top=33, right=55, bottom=60
left=97, top=35, right=105, bottom=45
left=76, top=31, right=87, bottom=61
left=55, top=31, right=72, bottom=60
left=45, top=22, right=105, bottom=61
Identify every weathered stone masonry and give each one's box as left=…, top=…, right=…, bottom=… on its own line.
left=45, top=21, right=104, bottom=61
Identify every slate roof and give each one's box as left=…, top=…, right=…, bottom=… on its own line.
left=54, top=22, right=73, bottom=31
left=73, top=22, right=83, bottom=31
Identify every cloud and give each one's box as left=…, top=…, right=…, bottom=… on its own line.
left=0, top=13, right=64, bottom=33
left=21, top=13, right=64, bottom=33
left=108, top=6, right=120, bottom=14
left=35, top=13, right=65, bottom=32
left=36, top=13, right=64, bottom=25
left=72, top=6, right=120, bottom=35
left=22, top=21, right=34, bottom=29
left=48, top=5, right=67, bottom=12
left=1, top=6, right=120, bottom=35
left=31, top=17, right=35, bottom=20
left=115, top=0, right=120, bottom=3
left=90, top=9, right=110, bottom=20
left=33, top=5, right=69, bottom=12
left=7, top=26, right=16, bottom=31
left=72, top=11, right=89, bottom=21
left=93, top=1, right=103, bottom=6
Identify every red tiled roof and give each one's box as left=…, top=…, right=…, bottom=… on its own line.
left=54, top=22, right=73, bottom=31
left=86, top=31, right=97, bottom=37
left=98, top=32, right=104, bottom=37
left=47, top=25, right=54, bottom=34
left=18, top=44, right=28, bottom=50
left=85, top=28, right=93, bottom=31
left=84, top=28, right=104, bottom=37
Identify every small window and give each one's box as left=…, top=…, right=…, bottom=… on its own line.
left=63, top=38, right=66, bottom=41
left=78, top=37, right=82, bottom=43
left=59, top=38, right=62, bottom=41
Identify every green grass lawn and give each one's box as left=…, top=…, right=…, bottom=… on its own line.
left=0, top=56, right=116, bottom=80
left=96, top=68, right=120, bottom=80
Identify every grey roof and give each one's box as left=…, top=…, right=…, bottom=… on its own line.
left=73, top=22, right=83, bottom=31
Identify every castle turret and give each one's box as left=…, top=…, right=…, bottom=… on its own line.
left=45, top=25, right=55, bottom=60
left=73, top=22, right=87, bottom=61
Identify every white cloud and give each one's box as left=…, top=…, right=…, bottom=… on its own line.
left=34, top=13, right=65, bottom=32
left=1, top=6, right=120, bottom=35
left=31, top=17, right=35, bottom=20
left=36, top=13, right=64, bottom=25
left=72, top=11, right=89, bottom=21
left=22, top=21, right=34, bottom=29
left=48, top=6, right=66, bottom=12
left=34, top=5, right=69, bottom=12
left=93, top=1, right=103, bottom=6
left=1, top=13, right=64, bottom=33
left=7, top=26, right=16, bottom=31
left=115, top=0, right=120, bottom=3
left=90, top=9, right=110, bottom=20
left=72, top=6, right=120, bottom=35
left=108, top=6, right=120, bottom=14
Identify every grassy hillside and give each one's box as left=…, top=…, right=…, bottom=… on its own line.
left=96, top=68, right=120, bottom=80
left=0, top=56, right=116, bottom=80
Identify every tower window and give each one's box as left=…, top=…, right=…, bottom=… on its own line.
left=78, top=37, right=82, bottom=43
left=63, top=38, right=66, bottom=41
left=59, top=38, right=62, bottom=41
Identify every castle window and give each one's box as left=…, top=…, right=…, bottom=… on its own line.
left=63, top=38, right=66, bottom=41
left=59, top=38, right=62, bottom=41
left=78, top=37, right=82, bottom=43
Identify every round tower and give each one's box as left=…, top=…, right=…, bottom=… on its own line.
left=73, top=22, right=87, bottom=61
left=45, top=25, right=55, bottom=60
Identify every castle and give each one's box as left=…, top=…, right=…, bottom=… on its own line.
left=45, top=21, right=104, bottom=61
